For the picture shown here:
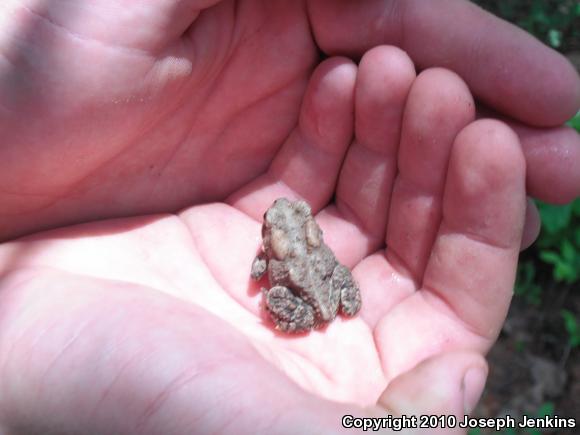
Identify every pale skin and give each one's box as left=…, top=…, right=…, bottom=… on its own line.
left=0, top=1, right=579, bottom=434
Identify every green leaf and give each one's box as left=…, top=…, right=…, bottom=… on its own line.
left=541, top=246, right=579, bottom=283
left=554, top=262, right=575, bottom=282
left=514, top=261, right=543, bottom=305
left=568, top=112, right=580, bottom=132
left=562, top=310, right=580, bottom=348
left=523, top=403, right=555, bottom=433
left=539, top=250, right=561, bottom=265
left=548, top=29, right=562, bottom=47
left=561, top=239, right=576, bottom=262
left=573, top=198, right=580, bottom=216
left=537, top=401, right=555, bottom=417
left=537, top=201, right=572, bottom=234
left=515, top=261, right=534, bottom=291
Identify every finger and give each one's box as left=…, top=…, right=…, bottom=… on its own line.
left=328, top=46, right=415, bottom=263
left=423, top=119, right=526, bottom=340
left=370, top=120, right=525, bottom=379
left=228, top=57, right=357, bottom=220
left=308, top=0, right=580, bottom=126
left=522, top=198, right=540, bottom=251
left=476, top=105, right=580, bottom=204
left=511, top=123, right=580, bottom=204
left=385, top=68, right=475, bottom=285
left=378, top=351, right=488, bottom=421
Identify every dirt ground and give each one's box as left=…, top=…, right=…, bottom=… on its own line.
left=473, top=279, right=580, bottom=433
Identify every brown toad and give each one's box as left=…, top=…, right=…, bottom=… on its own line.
left=251, top=198, right=361, bottom=333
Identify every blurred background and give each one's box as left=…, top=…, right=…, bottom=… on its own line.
left=469, top=1, right=579, bottom=433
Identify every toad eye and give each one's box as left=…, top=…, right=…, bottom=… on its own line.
left=293, top=200, right=312, bottom=217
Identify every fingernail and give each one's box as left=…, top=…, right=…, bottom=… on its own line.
left=462, top=366, right=487, bottom=414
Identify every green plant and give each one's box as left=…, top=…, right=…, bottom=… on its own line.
left=526, top=402, right=555, bottom=435
left=468, top=403, right=555, bottom=434
left=514, top=196, right=580, bottom=306
left=539, top=240, right=580, bottom=283
left=513, top=113, right=580, bottom=304
left=536, top=199, right=580, bottom=285
left=514, top=260, right=543, bottom=305
left=561, top=309, right=580, bottom=348
left=472, top=0, right=580, bottom=52
left=567, top=112, right=580, bottom=131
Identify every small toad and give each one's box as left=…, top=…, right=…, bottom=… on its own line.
left=251, top=198, right=361, bottom=333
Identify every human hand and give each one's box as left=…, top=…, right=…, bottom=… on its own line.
left=0, top=48, right=526, bottom=434
left=0, top=0, right=577, bottom=241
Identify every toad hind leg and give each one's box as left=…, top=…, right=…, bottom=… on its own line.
left=264, top=286, right=315, bottom=333
left=332, top=264, right=362, bottom=316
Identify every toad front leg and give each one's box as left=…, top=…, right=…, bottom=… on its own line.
left=264, top=286, right=316, bottom=333
left=331, top=264, right=362, bottom=316
left=251, top=252, right=268, bottom=280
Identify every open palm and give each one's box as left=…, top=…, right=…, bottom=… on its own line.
left=0, top=47, right=526, bottom=434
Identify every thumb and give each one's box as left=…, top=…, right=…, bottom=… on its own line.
left=369, top=351, right=488, bottom=434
